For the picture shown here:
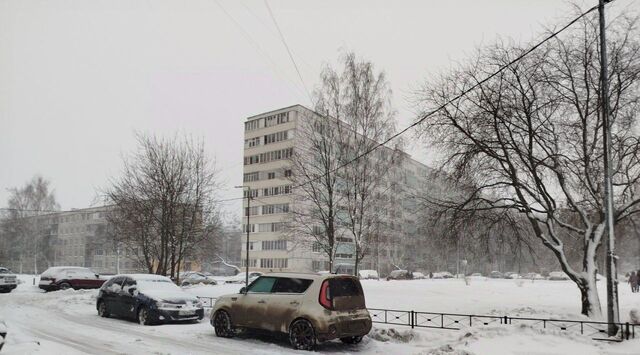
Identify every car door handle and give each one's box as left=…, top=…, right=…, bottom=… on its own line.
left=258, top=300, right=266, bottom=304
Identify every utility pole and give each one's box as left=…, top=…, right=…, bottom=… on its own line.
left=235, top=186, right=252, bottom=288
left=598, top=0, right=620, bottom=336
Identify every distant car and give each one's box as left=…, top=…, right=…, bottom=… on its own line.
left=523, top=273, right=545, bottom=280
left=179, top=272, right=218, bottom=286
left=225, top=272, right=263, bottom=284
left=506, top=273, right=520, bottom=279
left=210, top=272, right=372, bottom=350
left=39, top=266, right=106, bottom=291
left=432, top=271, right=454, bottom=279
left=412, top=272, right=426, bottom=279
left=548, top=271, right=570, bottom=281
left=489, top=271, right=504, bottom=279
left=0, top=320, right=6, bottom=351
left=387, top=270, right=412, bottom=280
left=358, top=270, right=379, bottom=280
left=0, top=267, right=18, bottom=293
left=97, top=274, right=204, bottom=325
left=470, top=273, right=483, bottom=277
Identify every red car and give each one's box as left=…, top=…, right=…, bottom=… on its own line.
left=39, top=266, right=107, bottom=291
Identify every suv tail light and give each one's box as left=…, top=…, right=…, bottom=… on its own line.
left=319, top=280, right=332, bottom=310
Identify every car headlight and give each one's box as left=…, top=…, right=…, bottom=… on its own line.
left=195, top=300, right=203, bottom=308
left=156, top=302, right=181, bottom=309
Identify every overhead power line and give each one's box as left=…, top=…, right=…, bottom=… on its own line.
left=285, top=3, right=604, bottom=191
left=264, top=0, right=313, bottom=103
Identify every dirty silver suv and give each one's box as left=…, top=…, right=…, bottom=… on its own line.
left=210, top=272, right=372, bottom=350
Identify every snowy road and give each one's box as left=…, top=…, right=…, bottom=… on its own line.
left=2, top=277, right=640, bottom=354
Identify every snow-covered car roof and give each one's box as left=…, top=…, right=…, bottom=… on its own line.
left=113, top=274, right=172, bottom=281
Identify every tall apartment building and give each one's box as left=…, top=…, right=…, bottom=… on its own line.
left=241, top=105, right=434, bottom=275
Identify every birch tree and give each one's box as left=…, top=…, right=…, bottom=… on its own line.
left=415, top=14, right=640, bottom=318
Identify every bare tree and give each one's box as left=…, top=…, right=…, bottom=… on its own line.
left=104, top=133, right=220, bottom=280
left=287, top=52, right=399, bottom=274
left=415, top=13, right=640, bottom=318
left=0, top=175, right=59, bottom=273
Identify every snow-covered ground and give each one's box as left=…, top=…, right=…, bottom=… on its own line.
left=1, top=275, right=639, bottom=354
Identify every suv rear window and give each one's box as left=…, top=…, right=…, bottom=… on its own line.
left=272, top=278, right=313, bottom=293
left=329, top=278, right=362, bottom=297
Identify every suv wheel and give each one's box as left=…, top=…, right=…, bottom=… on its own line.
left=137, top=307, right=153, bottom=325
left=59, top=282, right=71, bottom=290
left=289, top=319, right=316, bottom=350
left=97, top=301, right=110, bottom=318
left=340, top=335, right=363, bottom=344
left=213, top=310, right=234, bottom=338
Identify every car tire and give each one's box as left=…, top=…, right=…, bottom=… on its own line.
left=59, top=282, right=71, bottom=290
left=97, top=301, right=110, bottom=318
left=289, top=319, right=316, bottom=351
left=137, top=307, right=153, bottom=326
left=213, top=310, right=235, bottom=338
left=340, top=335, right=363, bottom=344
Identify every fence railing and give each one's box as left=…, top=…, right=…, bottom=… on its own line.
left=196, top=297, right=636, bottom=342
left=368, top=308, right=636, bottom=341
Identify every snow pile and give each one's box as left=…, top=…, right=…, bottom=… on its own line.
left=368, top=327, right=419, bottom=343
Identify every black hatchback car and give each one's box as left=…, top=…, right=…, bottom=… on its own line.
left=96, top=274, right=204, bottom=325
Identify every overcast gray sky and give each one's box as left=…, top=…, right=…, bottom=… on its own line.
left=1, top=0, right=637, bottom=221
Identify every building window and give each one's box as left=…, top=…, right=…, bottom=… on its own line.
left=262, top=185, right=292, bottom=197
left=261, top=203, right=289, bottom=215
left=243, top=189, right=258, bottom=198
left=243, top=172, right=259, bottom=182
left=244, top=154, right=260, bottom=165
left=262, top=240, right=287, bottom=250
left=245, top=206, right=259, bottom=216
left=336, top=253, right=353, bottom=259
left=284, top=169, right=292, bottom=177
left=242, top=259, right=257, bottom=267
left=258, top=223, right=283, bottom=233
left=263, top=130, right=291, bottom=145
left=245, top=120, right=260, bottom=131
left=242, top=224, right=256, bottom=233
left=95, top=249, right=104, bottom=256
left=260, top=258, right=288, bottom=269
left=312, top=242, right=322, bottom=253
left=244, top=137, right=261, bottom=148
left=259, top=148, right=293, bottom=164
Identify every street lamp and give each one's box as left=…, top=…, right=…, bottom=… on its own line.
left=235, top=185, right=252, bottom=288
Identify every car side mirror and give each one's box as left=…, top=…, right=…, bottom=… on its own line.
left=95, top=274, right=99, bottom=278
left=239, top=287, right=246, bottom=294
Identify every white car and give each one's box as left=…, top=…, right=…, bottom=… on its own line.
left=412, top=272, right=426, bottom=279
left=358, top=269, right=379, bottom=280
left=0, top=267, right=18, bottom=293
left=179, top=272, right=218, bottom=286
left=548, top=271, right=570, bottom=281
left=224, top=272, right=263, bottom=284
left=523, top=273, right=545, bottom=280
left=432, top=271, right=454, bottom=279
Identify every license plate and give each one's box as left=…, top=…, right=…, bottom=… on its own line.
left=179, top=309, right=196, bottom=316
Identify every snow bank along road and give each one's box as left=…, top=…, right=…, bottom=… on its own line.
left=2, top=276, right=640, bottom=354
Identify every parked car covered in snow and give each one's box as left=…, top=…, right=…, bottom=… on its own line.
left=39, top=266, right=106, bottom=291
left=97, top=274, right=204, bottom=325
left=489, top=271, right=504, bottom=279
left=210, top=272, right=372, bottom=350
left=523, top=273, right=545, bottom=280
left=0, top=267, right=18, bottom=293
left=548, top=271, right=570, bottom=281
left=505, top=273, right=520, bottom=279
left=386, top=270, right=412, bottom=280
left=358, top=269, right=379, bottom=280
left=412, top=272, right=426, bottom=279
left=224, top=271, right=263, bottom=284
left=179, top=272, right=218, bottom=286
left=431, top=271, right=454, bottom=279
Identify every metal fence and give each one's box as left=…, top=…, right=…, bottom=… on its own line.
left=368, top=308, right=637, bottom=341
left=196, top=297, right=636, bottom=341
